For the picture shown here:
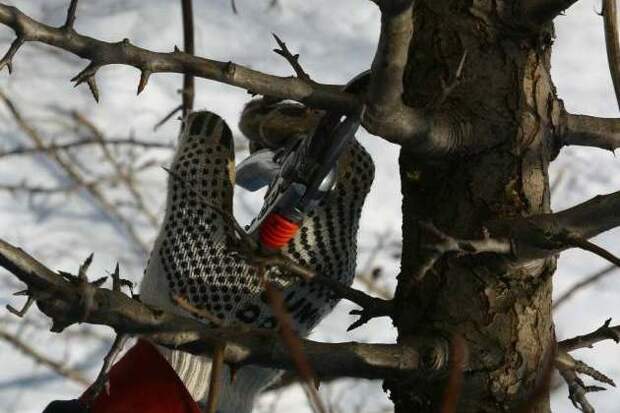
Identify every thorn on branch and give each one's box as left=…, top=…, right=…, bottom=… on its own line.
left=110, top=263, right=134, bottom=296
left=431, top=50, right=469, bottom=109
left=71, top=64, right=101, bottom=102
left=71, top=253, right=103, bottom=322
left=0, top=37, right=25, bottom=74
left=137, top=70, right=151, bottom=95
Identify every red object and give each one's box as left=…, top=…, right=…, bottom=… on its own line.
left=259, top=212, right=301, bottom=249
left=80, top=340, right=201, bottom=413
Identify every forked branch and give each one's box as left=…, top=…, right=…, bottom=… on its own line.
left=0, top=238, right=452, bottom=380
left=492, top=191, right=620, bottom=265
left=554, top=320, right=620, bottom=412
left=364, top=0, right=476, bottom=155
left=408, top=191, right=620, bottom=284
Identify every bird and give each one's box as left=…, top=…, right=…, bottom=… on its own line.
left=43, top=100, right=374, bottom=413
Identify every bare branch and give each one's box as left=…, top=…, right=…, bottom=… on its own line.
left=153, top=104, right=183, bottom=131
left=0, top=4, right=358, bottom=112
left=70, top=111, right=159, bottom=228
left=559, top=318, right=620, bottom=352
left=520, top=0, right=581, bottom=25
left=603, top=0, right=620, bottom=110
left=557, top=366, right=600, bottom=413
left=556, top=349, right=615, bottom=413
left=81, top=334, right=128, bottom=405
left=0, top=37, right=23, bottom=73
left=554, top=319, right=620, bottom=412
left=489, top=191, right=620, bottom=265
left=181, top=0, right=195, bottom=116
left=363, top=1, right=476, bottom=155
left=0, top=237, right=453, bottom=380
left=401, top=191, right=620, bottom=291
left=64, top=0, right=79, bottom=30
left=272, top=33, right=312, bottom=82
left=0, top=91, right=149, bottom=255
left=0, top=137, right=173, bottom=157
left=560, top=111, right=620, bottom=151
left=0, top=327, right=90, bottom=386
left=405, top=222, right=512, bottom=286
left=554, top=265, right=618, bottom=309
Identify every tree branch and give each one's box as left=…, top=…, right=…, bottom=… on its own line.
left=0, top=91, right=149, bottom=255
left=0, top=138, right=173, bottom=157
left=553, top=265, right=618, bottom=309
left=0, top=3, right=357, bottom=112
left=559, top=318, right=620, bottom=352
left=0, top=238, right=453, bottom=380
left=554, top=320, right=620, bottom=412
left=559, top=111, right=620, bottom=151
left=363, top=1, right=475, bottom=155
left=603, top=0, right=620, bottom=110
left=404, top=191, right=620, bottom=287
left=491, top=191, right=620, bottom=265
left=180, top=0, right=195, bottom=116
left=0, top=326, right=90, bottom=386
left=556, top=350, right=614, bottom=413
left=520, top=0, right=581, bottom=25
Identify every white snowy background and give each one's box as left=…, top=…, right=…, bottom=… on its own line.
left=0, top=0, right=617, bottom=412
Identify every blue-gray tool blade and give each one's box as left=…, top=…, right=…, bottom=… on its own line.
left=235, top=149, right=281, bottom=191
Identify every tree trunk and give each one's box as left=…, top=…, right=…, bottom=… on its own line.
left=386, top=2, right=562, bottom=412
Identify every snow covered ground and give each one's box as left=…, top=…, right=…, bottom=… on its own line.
left=0, top=0, right=618, bottom=412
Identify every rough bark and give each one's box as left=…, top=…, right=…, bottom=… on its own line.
left=386, top=2, right=562, bottom=412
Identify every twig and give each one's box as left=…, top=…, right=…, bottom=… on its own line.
left=0, top=327, right=90, bottom=386
left=181, top=0, right=195, bottom=117
left=0, top=138, right=173, bottom=157
left=553, top=265, right=618, bottom=309
left=556, top=350, right=614, bottom=413
left=153, top=104, right=183, bottom=131
left=272, top=33, right=311, bottom=82
left=0, top=91, right=149, bottom=255
left=81, top=334, right=128, bottom=405
left=173, top=295, right=224, bottom=327
left=205, top=343, right=225, bottom=413
left=412, top=222, right=512, bottom=282
left=71, top=111, right=159, bottom=228
left=559, top=319, right=620, bottom=352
